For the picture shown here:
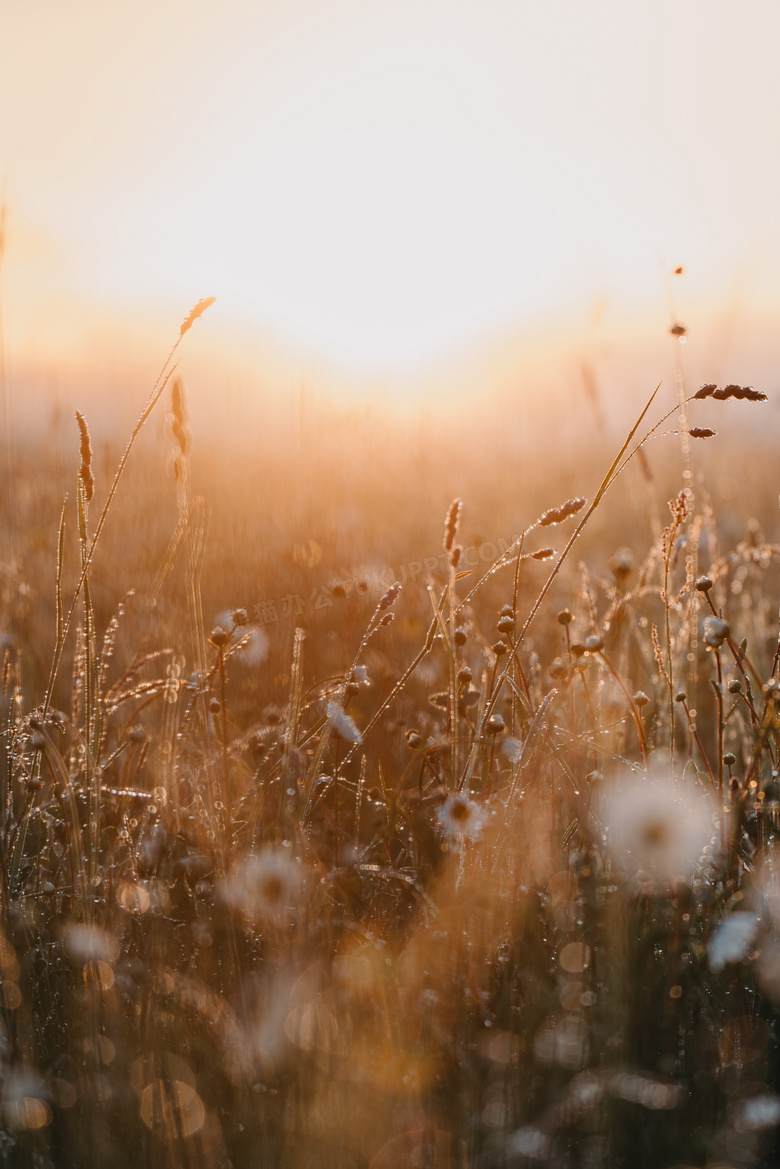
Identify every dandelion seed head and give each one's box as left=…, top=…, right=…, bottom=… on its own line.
left=221, top=849, right=305, bottom=926
left=599, top=767, right=718, bottom=887
left=436, top=793, right=485, bottom=841
left=326, top=701, right=362, bottom=744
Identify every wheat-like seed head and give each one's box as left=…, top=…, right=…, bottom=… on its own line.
left=75, top=411, right=94, bottom=502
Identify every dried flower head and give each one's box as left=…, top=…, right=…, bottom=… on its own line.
left=703, top=616, right=731, bottom=649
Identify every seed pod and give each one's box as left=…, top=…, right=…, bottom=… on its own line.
left=454, top=627, right=468, bottom=647
left=695, top=576, right=713, bottom=593
left=497, top=615, right=514, bottom=634
left=703, top=617, right=730, bottom=649
left=633, top=691, right=650, bottom=708
left=492, top=640, right=509, bottom=657
left=557, top=609, right=574, bottom=626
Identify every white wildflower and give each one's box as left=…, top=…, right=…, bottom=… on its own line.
left=533, top=1017, right=589, bottom=1069
left=708, top=912, right=761, bottom=973
left=506, top=1127, right=553, bottom=1161
left=609, top=1072, right=679, bottom=1110
left=3, top=1069, right=50, bottom=1131
left=326, top=702, right=362, bottom=745
left=599, top=766, right=718, bottom=887
left=233, top=625, right=269, bottom=666
left=220, top=848, right=305, bottom=926
left=737, top=1094, right=780, bottom=1131
left=501, top=737, right=523, bottom=764
left=65, top=924, right=119, bottom=965
left=436, top=793, right=485, bottom=842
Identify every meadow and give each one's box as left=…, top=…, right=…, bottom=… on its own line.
left=1, top=303, right=780, bottom=1168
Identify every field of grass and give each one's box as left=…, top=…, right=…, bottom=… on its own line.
left=2, top=306, right=780, bottom=1168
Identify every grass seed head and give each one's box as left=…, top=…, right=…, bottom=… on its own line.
left=179, top=296, right=216, bottom=337
left=75, top=411, right=94, bottom=502
left=443, top=498, right=462, bottom=551
left=538, top=496, right=586, bottom=527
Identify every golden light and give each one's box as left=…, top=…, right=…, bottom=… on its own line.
left=186, top=121, right=559, bottom=373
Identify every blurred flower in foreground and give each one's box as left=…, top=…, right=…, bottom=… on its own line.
left=233, top=625, right=269, bottom=666
left=599, top=767, right=718, bottom=887
left=708, top=912, right=761, bottom=973
left=3, top=1069, right=51, bottom=1131
left=65, top=924, right=119, bottom=966
left=221, top=848, right=306, bottom=926
left=436, top=793, right=485, bottom=842
left=734, top=1093, right=780, bottom=1133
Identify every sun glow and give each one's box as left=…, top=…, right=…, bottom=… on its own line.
left=185, top=122, right=559, bottom=373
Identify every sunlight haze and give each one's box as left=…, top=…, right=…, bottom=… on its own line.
left=2, top=0, right=779, bottom=390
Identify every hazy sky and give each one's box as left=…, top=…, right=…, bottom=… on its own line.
left=3, top=0, right=780, bottom=382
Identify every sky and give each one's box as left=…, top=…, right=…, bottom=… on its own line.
left=2, top=0, right=780, bottom=398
